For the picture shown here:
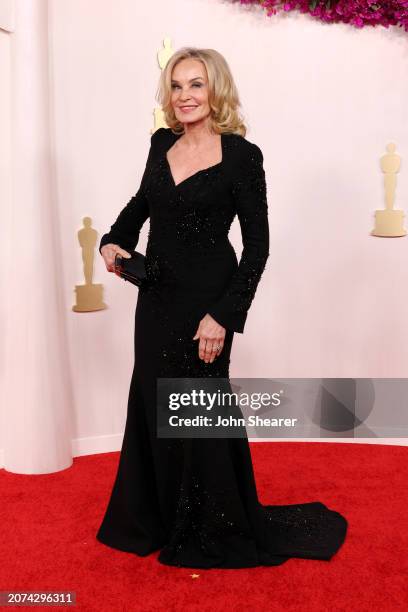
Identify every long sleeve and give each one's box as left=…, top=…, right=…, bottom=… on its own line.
left=99, top=132, right=156, bottom=254
left=207, top=142, right=270, bottom=333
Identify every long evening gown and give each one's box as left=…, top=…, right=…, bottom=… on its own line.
left=96, top=127, right=348, bottom=568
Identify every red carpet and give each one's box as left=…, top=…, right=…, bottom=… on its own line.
left=1, top=442, right=407, bottom=611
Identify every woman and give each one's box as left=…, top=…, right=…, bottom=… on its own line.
left=96, top=47, right=348, bottom=568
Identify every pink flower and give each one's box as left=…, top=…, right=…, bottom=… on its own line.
left=234, top=0, right=408, bottom=31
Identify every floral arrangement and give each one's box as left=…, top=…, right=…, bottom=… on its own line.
left=237, top=1, right=408, bottom=31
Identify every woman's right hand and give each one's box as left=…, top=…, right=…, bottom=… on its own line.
left=100, top=243, right=131, bottom=272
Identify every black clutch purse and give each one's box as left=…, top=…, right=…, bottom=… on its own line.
left=114, top=250, right=147, bottom=287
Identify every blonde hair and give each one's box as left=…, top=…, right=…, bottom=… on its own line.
left=156, top=47, right=247, bottom=137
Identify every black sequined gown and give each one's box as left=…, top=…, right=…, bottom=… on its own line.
left=96, top=127, right=348, bottom=568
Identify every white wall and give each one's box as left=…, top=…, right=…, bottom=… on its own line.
left=1, top=0, right=408, bottom=459
left=0, top=23, right=12, bottom=466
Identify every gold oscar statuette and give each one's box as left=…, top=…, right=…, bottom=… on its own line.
left=151, top=36, right=175, bottom=134
left=72, top=217, right=107, bottom=312
left=371, top=143, right=406, bottom=237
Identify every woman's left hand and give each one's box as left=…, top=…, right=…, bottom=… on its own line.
left=193, top=314, right=226, bottom=363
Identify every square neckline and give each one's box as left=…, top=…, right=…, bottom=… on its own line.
left=164, top=131, right=225, bottom=189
